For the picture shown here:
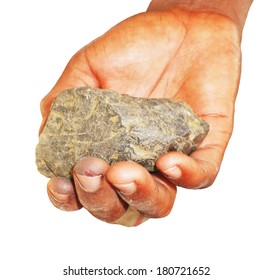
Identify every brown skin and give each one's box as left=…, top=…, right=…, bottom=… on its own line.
left=40, top=0, right=253, bottom=226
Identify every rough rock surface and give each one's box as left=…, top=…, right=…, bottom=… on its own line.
left=36, top=87, right=209, bottom=179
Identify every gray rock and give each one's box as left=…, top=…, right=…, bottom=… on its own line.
left=36, top=87, right=209, bottom=179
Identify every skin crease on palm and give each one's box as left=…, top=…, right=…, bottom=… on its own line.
left=40, top=1, right=253, bottom=226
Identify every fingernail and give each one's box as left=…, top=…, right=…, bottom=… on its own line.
left=163, top=165, right=182, bottom=179
left=47, top=188, right=69, bottom=204
left=74, top=173, right=102, bottom=192
left=114, top=182, right=137, bottom=195
left=47, top=178, right=71, bottom=202
left=47, top=187, right=71, bottom=211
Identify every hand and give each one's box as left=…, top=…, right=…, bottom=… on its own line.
left=40, top=8, right=242, bottom=226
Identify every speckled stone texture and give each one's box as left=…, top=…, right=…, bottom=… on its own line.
left=36, top=87, right=209, bottom=179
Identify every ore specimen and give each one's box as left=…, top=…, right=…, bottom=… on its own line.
left=36, top=87, right=209, bottom=179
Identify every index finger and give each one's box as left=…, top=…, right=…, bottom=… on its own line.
left=156, top=114, right=232, bottom=189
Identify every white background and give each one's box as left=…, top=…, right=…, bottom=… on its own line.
left=0, top=1, right=271, bottom=279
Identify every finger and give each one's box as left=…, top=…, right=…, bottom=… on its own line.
left=111, top=206, right=149, bottom=227
left=47, top=177, right=82, bottom=211
left=156, top=150, right=220, bottom=189
left=157, top=112, right=233, bottom=189
left=106, top=161, right=177, bottom=218
left=73, top=158, right=127, bottom=223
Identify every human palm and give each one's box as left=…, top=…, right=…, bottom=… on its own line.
left=41, top=10, right=241, bottom=225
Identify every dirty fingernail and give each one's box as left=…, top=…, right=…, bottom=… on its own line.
left=163, top=165, right=182, bottom=179
left=47, top=188, right=69, bottom=204
left=47, top=178, right=72, bottom=202
left=74, top=173, right=102, bottom=192
left=114, top=182, right=137, bottom=195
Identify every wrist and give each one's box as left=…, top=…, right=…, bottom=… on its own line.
left=148, top=0, right=253, bottom=34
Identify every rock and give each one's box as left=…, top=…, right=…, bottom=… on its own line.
left=36, top=87, right=209, bottom=179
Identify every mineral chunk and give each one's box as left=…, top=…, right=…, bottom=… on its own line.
left=36, top=87, right=209, bottom=179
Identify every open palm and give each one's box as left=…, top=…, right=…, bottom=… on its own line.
left=41, top=10, right=241, bottom=225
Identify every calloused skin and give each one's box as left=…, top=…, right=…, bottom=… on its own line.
left=40, top=8, right=242, bottom=226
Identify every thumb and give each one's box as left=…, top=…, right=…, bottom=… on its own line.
left=39, top=49, right=100, bottom=134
